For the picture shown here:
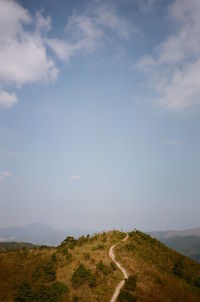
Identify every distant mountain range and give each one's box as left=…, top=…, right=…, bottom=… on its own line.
left=0, top=223, right=92, bottom=246
left=149, top=227, right=200, bottom=239
left=149, top=227, right=200, bottom=262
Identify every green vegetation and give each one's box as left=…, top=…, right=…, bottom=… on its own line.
left=71, top=264, right=97, bottom=288
left=1, top=229, right=200, bottom=302
left=160, top=235, right=200, bottom=262
left=115, top=230, right=200, bottom=302
left=124, top=275, right=137, bottom=292
left=118, top=290, right=137, bottom=302
left=96, top=260, right=110, bottom=275
left=0, top=242, right=37, bottom=252
left=14, top=281, right=68, bottom=302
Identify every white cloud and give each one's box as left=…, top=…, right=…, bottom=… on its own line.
left=47, top=4, right=133, bottom=61
left=0, top=170, right=12, bottom=182
left=0, top=90, right=18, bottom=109
left=0, top=1, right=133, bottom=109
left=136, top=0, right=200, bottom=111
left=96, top=5, right=133, bottom=39
left=0, top=0, right=58, bottom=109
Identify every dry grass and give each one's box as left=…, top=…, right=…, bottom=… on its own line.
left=115, top=230, right=200, bottom=302
left=0, top=230, right=200, bottom=302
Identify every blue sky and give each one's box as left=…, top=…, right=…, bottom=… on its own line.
left=0, top=0, right=200, bottom=231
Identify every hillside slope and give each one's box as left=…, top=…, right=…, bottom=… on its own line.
left=0, top=230, right=200, bottom=302
left=150, top=227, right=200, bottom=239
left=159, top=235, right=200, bottom=262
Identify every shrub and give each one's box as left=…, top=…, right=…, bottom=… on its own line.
left=92, top=244, right=105, bottom=251
left=66, top=253, right=72, bottom=264
left=61, top=236, right=77, bottom=249
left=49, top=282, right=68, bottom=298
left=125, top=244, right=135, bottom=252
left=51, top=253, right=56, bottom=262
left=72, top=264, right=96, bottom=288
left=14, top=282, right=33, bottom=302
left=110, top=261, right=116, bottom=271
left=194, top=277, right=200, bottom=287
left=62, top=248, right=68, bottom=255
left=32, top=267, right=41, bottom=281
left=96, top=260, right=110, bottom=275
left=43, top=262, right=56, bottom=281
left=118, top=290, right=137, bottom=302
left=124, top=275, right=137, bottom=292
left=83, top=252, right=90, bottom=261
left=173, top=261, right=184, bottom=277
left=34, top=282, right=68, bottom=302
left=15, top=282, right=69, bottom=302
left=77, top=236, right=88, bottom=246
left=88, top=274, right=97, bottom=287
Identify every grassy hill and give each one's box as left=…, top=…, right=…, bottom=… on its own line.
left=0, top=241, right=37, bottom=252
left=0, top=230, right=200, bottom=302
left=159, top=235, right=200, bottom=262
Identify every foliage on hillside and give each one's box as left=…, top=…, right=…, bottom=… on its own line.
left=0, top=231, right=123, bottom=302
left=115, top=230, right=200, bottom=302
left=0, top=241, right=37, bottom=252
left=159, top=235, right=200, bottom=262
left=0, top=230, right=200, bottom=302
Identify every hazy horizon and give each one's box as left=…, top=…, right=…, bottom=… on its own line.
left=1, top=0, right=200, bottom=232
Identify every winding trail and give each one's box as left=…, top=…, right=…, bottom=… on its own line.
left=109, top=233, right=129, bottom=302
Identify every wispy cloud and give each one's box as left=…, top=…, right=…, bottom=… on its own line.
left=136, top=0, right=200, bottom=111
left=163, top=139, right=183, bottom=146
left=136, top=0, right=160, bottom=14
left=47, top=3, right=133, bottom=61
left=0, top=0, right=133, bottom=109
left=0, top=170, right=13, bottom=182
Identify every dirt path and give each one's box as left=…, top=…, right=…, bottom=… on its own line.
left=109, top=233, right=129, bottom=302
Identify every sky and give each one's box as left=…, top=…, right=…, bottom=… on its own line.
left=0, top=0, right=200, bottom=232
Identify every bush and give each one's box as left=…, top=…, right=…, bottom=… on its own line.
left=92, top=244, right=105, bottom=251
left=77, top=236, right=88, bottom=246
left=51, top=253, right=56, bottom=262
left=62, top=247, right=68, bottom=255
left=66, top=253, right=72, bottom=264
left=83, top=252, right=90, bottom=260
left=72, top=264, right=96, bottom=288
left=49, top=282, right=68, bottom=298
left=96, top=260, right=110, bottom=275
left=194, top=277, right=200, bottom=287
left=14, top=282, right=33, bottom=302
left=125, top=244, right=135, bottom=252
left=118, top=290, right=137, bottom=302
left=124, top=275, right=137, bottom=292
left=32, top=267, right=41, bottom=281
left=110, top=261, right=116, bottom=271
left=43, top=262, right=56, bottom=281
left=173, top=261, right=184, bottom=277
left=15, top=282, right=69, bottom=302
left=88, top=274, right=97, bottom=287
left=61, top=236, right=77, bottom=249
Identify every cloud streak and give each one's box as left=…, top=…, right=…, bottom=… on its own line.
left=136, top=0, right=200, bottom=111
left=0, top=170, right=12, bottom=183
left=47, top=4, right=133, bottom=61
